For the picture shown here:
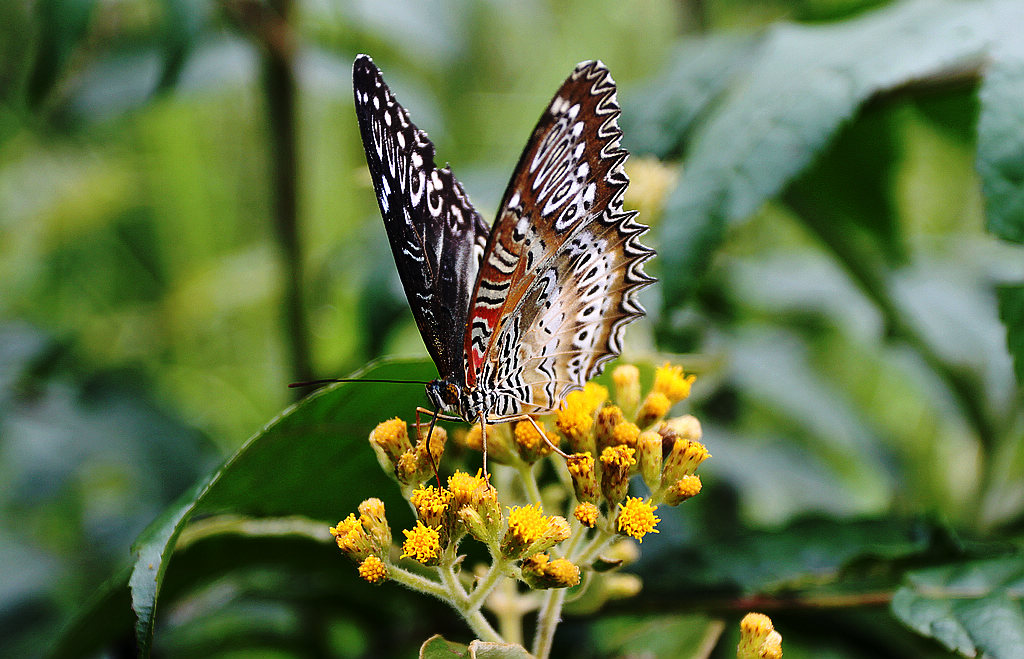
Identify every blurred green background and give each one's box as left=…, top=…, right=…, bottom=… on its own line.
left=3, top=0, right=1024, bottom=656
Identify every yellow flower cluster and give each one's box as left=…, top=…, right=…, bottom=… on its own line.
left=330, top=361, right=707, bottom=616
left=553, top=363, right=708, bottom=543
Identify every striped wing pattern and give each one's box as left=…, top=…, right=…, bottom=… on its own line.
left=353, top=55, right=490, bottom=382
left=462, top=61, right=656, bottom=417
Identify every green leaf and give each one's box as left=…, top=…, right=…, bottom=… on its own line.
left=657, top=0, right=993, bottom=308
left=998, top=284, right=1024, bottom=387
left=420, top=634, right=470, bottom=658
left=892, top=555, right=1024, bottom=656
left=419, top=634, right=533, bottom=658
left=154, top=0, right=206, bottom=93
left=977, top=6, right=1024, bottom=244
left=786, top=105, right=906, bottom=267
left=623, top=34, right=758, bottom=158
left=640, top=516, right=938, bottom=595
left=124, top=357, right=436, bottom=656
left=468, top=640, right=533, bottom=658
left=27, top=0, right=97, bottom=107
left=49, top=564, right=133, bottom=659
left=591, top=614, right=721, bottom=659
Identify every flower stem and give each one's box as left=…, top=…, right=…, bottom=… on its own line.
left=532, top=587, right=567, bottom=659
left=518, top=462, right=544, bottom=505
left=386, top=565, right=448, bottom=600
left=466, top=556, right=511, bottom=613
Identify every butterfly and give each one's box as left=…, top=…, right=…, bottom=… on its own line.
left=352, top=55, right=655, bottom=468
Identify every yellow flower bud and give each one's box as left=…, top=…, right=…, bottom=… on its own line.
left=357, top=555, right=388, bottom=583
left=738, top=612, right=783, bottom=659
left=612, top=364, right=641, bottom=416
left=567, top=452, right=599, bottom=504
left=636, top=430, right=664, bottom=492
left=664, top=475, right=702, bottom=506
left=600, top=445, right=636, bottom=504
left=636, top=391, right=671, bottom=428
left=521, top=553, right=581, bottom=589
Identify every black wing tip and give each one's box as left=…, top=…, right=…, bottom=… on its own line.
left=353, top=54, right=381, bottom=88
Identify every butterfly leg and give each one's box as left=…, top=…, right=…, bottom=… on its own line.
left=478, top=413, right=489, bottom=475
left=414, top=406, right=460, bottom=488
left=513, top=414, right=571, bottom=459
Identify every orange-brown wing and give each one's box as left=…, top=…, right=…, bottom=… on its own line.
left=463, top=61, right=655, bottom=417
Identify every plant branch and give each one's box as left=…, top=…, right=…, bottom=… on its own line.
left=241, top=0, right=313, bottom=395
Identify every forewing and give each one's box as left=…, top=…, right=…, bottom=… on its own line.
left=465, top=60, right=655, bottom=415
left=353, top=55, right=490, bottom=381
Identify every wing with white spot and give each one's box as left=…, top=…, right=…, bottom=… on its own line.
left=464, top=60, right=656, bottom=414
left=353, top=55, right=490, bottom=381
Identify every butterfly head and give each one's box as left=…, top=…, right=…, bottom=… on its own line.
left=426, top=378, right=464, bottom=418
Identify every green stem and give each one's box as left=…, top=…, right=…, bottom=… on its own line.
left=260, top=0, right=313, bottom=394
left=386, top=565, right=449, bottom=601
left=573, top=527, right=617, bottom=565
left=518, top=462, right=544, bottom=506
left=466, top=556, right=511, bottom=613
left=532, top=587, right=567, bottom=659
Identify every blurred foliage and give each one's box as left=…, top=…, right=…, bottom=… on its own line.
left=2, top=0, right=1024, bottom=656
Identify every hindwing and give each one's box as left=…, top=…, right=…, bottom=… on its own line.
left=463, top=60, right=656, bottom=415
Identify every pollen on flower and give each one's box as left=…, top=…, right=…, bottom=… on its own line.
left=448, top=469, right=488, bottom=506
left=665, top=474, right=702, bottom=506
left=410, top=485, right=453, bottom=527
left=371, top=417, right=411, bottom=459
left=522, top=553, right=581, bottom=589
left=506, top=504, right=547, bottom=546
left=545, top=557, right=581, bottom=586
left=653, top=363, right=696, bottom=404
left=675, top=475, right=702, bottom=498
left=738, top=612, right=783, bottom=659
left=330, top=514, right=362, bottom=551
left=401, top=522, right=442, bottom=564
left=567, top=451, right=594, bottom=475
left=611, top=421, right=641, bottom=448
left=600, top=444, right=637, bottom=470
left=581, top=382, right=609, bottom=412
left=357, top=555, right=388, bottom=583
left=556, top=409, right=593, bottom=456
left=574, top=501, right=599, bottom=527
left=617, top=497, right=661, bottom=542
left=636, top=391, right=671, bottom=428
left=514, top=419, right=559, bottom=460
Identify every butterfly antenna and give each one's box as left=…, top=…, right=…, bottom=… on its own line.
left=288, top=377, right=431, bottom=388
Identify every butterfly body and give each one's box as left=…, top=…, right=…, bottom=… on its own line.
left=353, top=55, right=654, bottom=431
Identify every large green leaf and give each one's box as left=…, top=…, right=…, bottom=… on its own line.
left=590, top=614, right=721, bottom=659
left=623, top=34, right=757, bottom=158
left=121, top=357, right=436, bottom=655
left=639, top=515, right=940, bottom=597
left=977, top=5, right=1024, bottom=244
left=419, top=635, right=532, bottom=659
left=27, top=0, right=97, bottom=107
left=655, top=0, right=997, bottom=308
left=892, top=555, right=1024, bottom=656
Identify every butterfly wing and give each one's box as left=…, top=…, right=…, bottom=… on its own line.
left=353, top=55, right=490, bottom=381
left=464, top=60, right=655, bottom=416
